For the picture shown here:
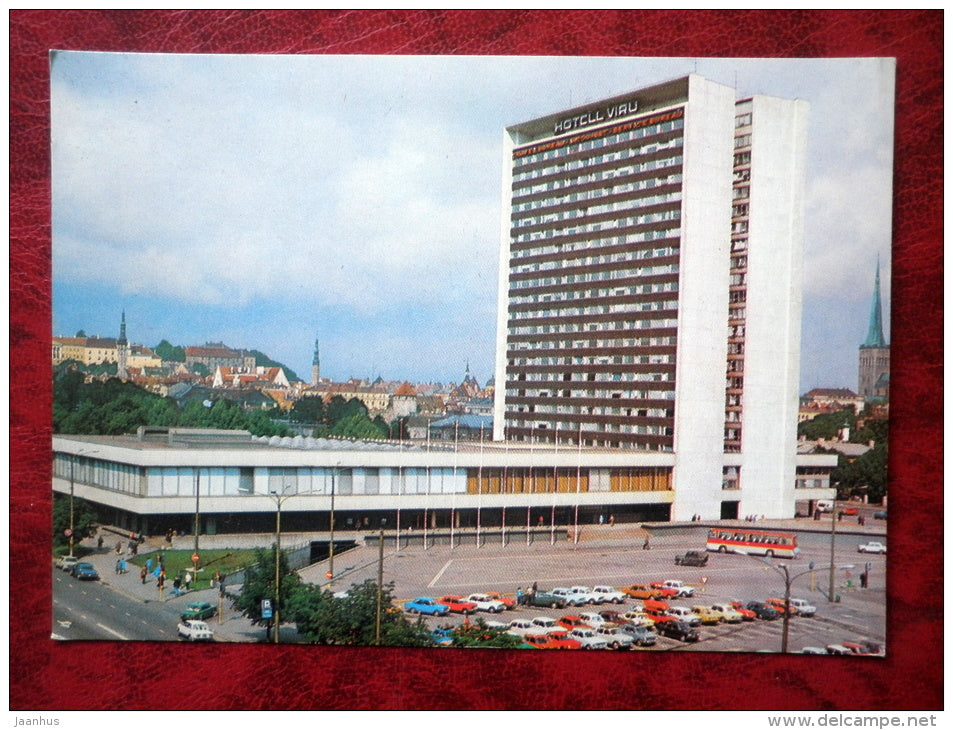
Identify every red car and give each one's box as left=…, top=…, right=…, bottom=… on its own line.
left=729, top=601, right=757, bottom=621
left=484, top=591, right=517, bottom=610
left=438, top=595, right=478, bottom=614
left=766, top=598, right=797, bottom=616
left=557, top=615, right=591, bottom=632
left=649, top=582, right=681, bottom=600
left=839, top=507, right=859, bottom=516
left=545, top=630, right=583, bottom=650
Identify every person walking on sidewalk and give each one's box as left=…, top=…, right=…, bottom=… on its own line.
left=140, top=567, right=147, bottom=584
left=184, top=571, right=192, bottom=591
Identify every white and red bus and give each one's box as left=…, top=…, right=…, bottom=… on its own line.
left=706, top=528, right=800, bottom=559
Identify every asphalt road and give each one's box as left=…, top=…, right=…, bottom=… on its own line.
left=52, top=567, right=181, bottom=641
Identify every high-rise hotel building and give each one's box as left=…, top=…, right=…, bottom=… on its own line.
left=493, top=75, right=809, bottom=519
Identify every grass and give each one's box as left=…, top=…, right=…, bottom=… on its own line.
left=129, top=548, right=264, bottom=586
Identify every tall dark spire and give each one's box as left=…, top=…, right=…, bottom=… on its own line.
left=117, top=310, right=128, bottom=346
left=311, top=337, right=321, bottom=385
left=862, top=258, right=887, bottom=348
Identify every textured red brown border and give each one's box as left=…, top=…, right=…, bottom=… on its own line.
left=11, top=10, right=942, bottom=711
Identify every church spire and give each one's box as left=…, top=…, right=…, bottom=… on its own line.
left=311, top=337, right=321, bottom=385
left=116, top=310, right=129, bottom=380
left=862, top=258, right=887, bottom=348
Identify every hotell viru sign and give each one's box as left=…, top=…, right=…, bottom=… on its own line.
left=553, top=99, right=639, bottom=134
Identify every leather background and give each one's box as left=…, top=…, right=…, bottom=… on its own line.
left=10, top=10, right=943, bottom=711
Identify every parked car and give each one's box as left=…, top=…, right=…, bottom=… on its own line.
left=659, top=579, right=695, bottom=598
left=56, top=555, right=79, bottom=572
left=674, top=550, right=709, bottom=567
left=566, top=586, right=604, bottom=605
left=839, top=507, right=859, bottom=516
left=621, top=610, right=654, bottom=628
left=177, top=619, right=214, bottom=641
left=787, top=598, right=817, bottom=617
left=557, top=615, right=591, bottom=632
left=466, top=594, right=507, bottom=613
left=649, top=583, right=681, bottom=600
left=595, top=625, right=635, bottom=650
left=746, top=601, right=781, bottom=620
left=544, top=630, right=582, bottom=650
left=430, top=627, right=455, bottom=646
left=591, top=585, right=626, bottom=604
left=404, top=597, right=450, bottom=616
left=566, top=627, right=609, bottom=650
left=506, top=619, right=536, bottom=636
left=623, top=584, right=663, bottom=600
left=858, top=541, right=887, bottom=554
left=825, top=644, right=853, bottom=655
left=873, top=510, right=887, bottom=520
left=598, top=609, right=627, bottom=625
left=709, top=603, right=743, bottom=623
left=579, top=612, right=607, bottom=628
left=691, top=605, right=722, bottom=625
left=729, top=601, right=757, bottom=621
left=841, top=641, right=884, bottom=656
left=618, top=623, right=658, bottom=647
left=71, top=562, right=100, bottom=580
left=801, top=646, right=827, bottom=655
left=665, top=606, right=701, bottom=627
left=766, top=598, right=798, bottom=617
left=437, top=595, right=478, bottom=614
left=181, top=601, right=216, bottom=621
left=530, top=616, right=560, bottom=633
left=528, top=589, right=568, bottom=609
left=519, top=634, right=551, bottom=649
left=484, top=591, right=517, bottom=610
left=655, top=620, right=700, bottom=642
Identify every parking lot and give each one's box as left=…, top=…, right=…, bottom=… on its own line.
left=299, top=521, right=887, bottom=653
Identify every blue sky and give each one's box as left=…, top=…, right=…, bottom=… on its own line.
left=51, top=53, right=894, bottom=391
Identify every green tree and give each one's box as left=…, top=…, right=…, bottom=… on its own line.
left=797, top=408, right=855, bottom=441
left=52, top=493, right=100, bottom=552
left=325, top=395, right=367, bottom=426
left=831, top=442, right=888, bottom=503
left=248, top=349, right=300, bottom=383
left=228, top=546, right=302, bottom=641
left=154, top=340, right=186, bottom=362
left=331, top=412, right=388, bottom=440
left=289, top=395, right=326, bottom=424
left=287, top=579, right=434, bottom=647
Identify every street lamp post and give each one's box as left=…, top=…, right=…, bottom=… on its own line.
left=763, top=557, right=854, bottom=653
left=270, top=485, right=296, bottom=644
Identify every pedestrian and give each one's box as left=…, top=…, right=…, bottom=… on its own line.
left=115, top=541, right=122, bottom=554
left=119, top=558, right=127, bottom=574
left=140, top=567, right=147, bottom=584
left=146, top=558, right=153, bottom=573
left=97, top=535, right=104, bottom=549
left=115, top=559, right=121, bottom=574
left=531, top=581, right=538, bottom=600
left=516, top=587, right=524, bottom=606
left=643, top=536, right=651, bottom=550
left=184, top=571, right=192, bottom=591
left=608, top=514, right=614, bottom=526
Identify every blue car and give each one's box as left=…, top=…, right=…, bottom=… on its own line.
left=404, top=597, right=450, bottom=616
left=72, top=562, right=100, bottom=580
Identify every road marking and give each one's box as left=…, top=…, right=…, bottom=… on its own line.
left=96, top=623, right=129, bottom=640
left=428, top=560, right=453, bottom=588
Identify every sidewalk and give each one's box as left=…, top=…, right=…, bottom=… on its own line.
left=70, top=533, right=300, bottom=643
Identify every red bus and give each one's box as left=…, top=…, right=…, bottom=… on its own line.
left=706, top=528, right=800, bottom=559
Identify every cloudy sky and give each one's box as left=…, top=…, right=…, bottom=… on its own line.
left=51, top=53, right=894, bottom=391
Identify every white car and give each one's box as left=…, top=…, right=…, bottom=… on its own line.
left=530, top=616, right=560, bottom=632
left=550, top=587, right=580, bottom=606
left=566, top=586, right=603, bottom=605
left=858, top=541, right=887, bottom=554
left=595, top=626, right=634, bottom=650
left=788, top=598, right=817, bottom=617
left=466, top=594, right=507, bottom=613
left=661, top=580, right=695, bottom=598
left=177, top=619, right=214, bottom=641
left=579, top=612, right=607, bottom=627
left=567, top=627, right=608, bottom=650
left=592, top=585, right=626, bottom=604
left=665, top=605, right=702, bottom=627
left=56, top=555, right=79, bottom=572
left=709, top=603, right=744, bottom=623
left=506, top=619, right=536, bottom=636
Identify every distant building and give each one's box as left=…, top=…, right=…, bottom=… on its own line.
left=858, top=260, right=890, bottom=401
left=799, top=388, right=866, bottom=419
left=311, top=337, right=321, bottom=386
left=185, top=344, right=254, bottom=372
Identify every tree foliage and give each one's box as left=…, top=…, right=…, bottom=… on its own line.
left=797, top=408, right=855, bottom=441
left=289, top=395, right=326, bottom=424
left=228, top=546, right=302, bottom=636
left=247, top=349, right=300, bottom=383
left=831, top=442, right=888, bottom=503
left=450, top=618, right=526, bottom=649
left=153, top=340, right=186, bottom=362
left=287, top=579, right=434, bottom=647
left=52, top=493, right=100, bottom=551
